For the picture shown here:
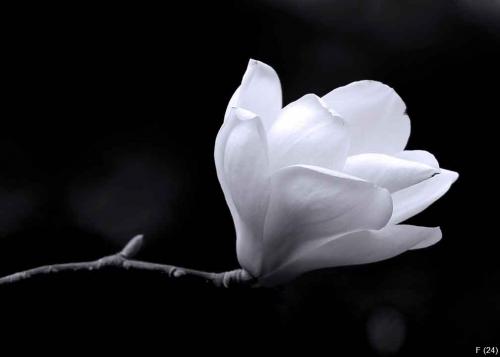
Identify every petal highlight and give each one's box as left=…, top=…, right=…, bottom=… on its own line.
left=322, top=80, right=410, bottom=155
left=267, top=94, right=350, bottom=172
left=343, top=153, right=439, bottom=193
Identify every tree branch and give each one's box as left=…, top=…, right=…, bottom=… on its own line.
left=0, top=235, right=255, bottom=288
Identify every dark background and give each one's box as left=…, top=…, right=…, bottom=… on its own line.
left=1, top=1, right=498, bottom=355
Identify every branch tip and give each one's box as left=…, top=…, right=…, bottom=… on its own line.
left=120, top=234, right=144, bottom=258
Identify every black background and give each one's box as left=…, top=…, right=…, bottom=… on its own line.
left=1, top=1, right=498, bottom=355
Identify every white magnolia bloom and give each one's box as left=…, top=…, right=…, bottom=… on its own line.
left=215, top=59, right=458, bottom=286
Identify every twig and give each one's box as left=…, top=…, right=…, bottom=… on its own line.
left=0, top=235, right=255, bottom=288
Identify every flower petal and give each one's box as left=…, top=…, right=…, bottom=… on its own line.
left=214, top=107, right=270, bottom=276
left=223, top=86, right=241, bottom=122
left=322, top=80, right=410, bottom=155
left=343, top=153, right=439, bottom=193
left=394, top=150, right=439, bottom=168
left=224, top=59, right=282, bottom=130
left=390, top=169, right=459, bottom=224
left=267, top=94, right=350, bottom=172
left=260, top=225, right=442, bottom=286
left=262, top=164, right=393, bottom=274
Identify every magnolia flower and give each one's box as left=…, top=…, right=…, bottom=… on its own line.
left=215, top=59, right=458, bottom=286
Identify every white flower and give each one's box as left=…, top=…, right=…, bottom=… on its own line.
left=215, top=59, right=458, bottom=286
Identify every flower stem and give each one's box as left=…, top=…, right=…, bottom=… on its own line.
left=0, top=235, right=255, bottom=288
